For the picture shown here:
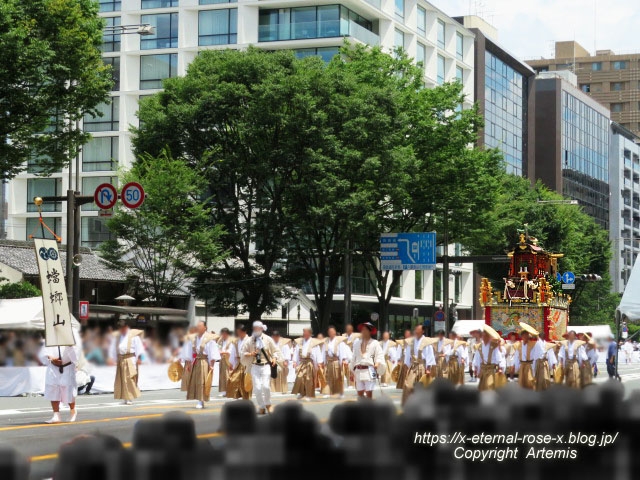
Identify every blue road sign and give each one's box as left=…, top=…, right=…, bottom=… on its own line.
left=556, top=272, right=562, bottom=282
left=562, top=271, right=576, bottom=284
left=380, top=232, right=436, bottom=270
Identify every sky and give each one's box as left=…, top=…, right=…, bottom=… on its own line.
left=428, top=0, right=640, bottom=61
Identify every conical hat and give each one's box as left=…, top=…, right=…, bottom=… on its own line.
left=278, top=337, right=292, bottom=347
left=519, top=322, right=539, bottom=336
left=418, top=336, right=439, bottom=349
left=167, top=361, right=183, bottom=382
left=396, top=339, right=406, bottom=346
left=346, top=333, right=361, bottom=345
left=482, top=324, right=501, bottom=341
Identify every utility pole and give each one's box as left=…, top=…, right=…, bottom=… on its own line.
left=344, top=239, right=352, bottom=329
left=442, top=211, right=450, bottom=334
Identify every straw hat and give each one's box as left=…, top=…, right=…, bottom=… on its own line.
left=391, top=364, right=401, bottom=382
left=167, top=361, right=183, bottom=382
left=244, top=371, right=253, bottom=392
left=482, top=324, right=501, bottom=341
left=519, top=322, right=539, bottom=337
left=203, top=368, right=213, bottom=398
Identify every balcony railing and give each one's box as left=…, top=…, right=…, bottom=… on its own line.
left=258, top=20, right=379, bottom=46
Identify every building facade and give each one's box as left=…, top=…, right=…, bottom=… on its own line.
left=527, top=41, right=640, bottom=139
left=5, top=0, right=476, bottom=334
left=609, top=122, right=640, bottom=294
left=454, top=16, right=536, bottom=178
left=533, top=70, right=610, bottom=230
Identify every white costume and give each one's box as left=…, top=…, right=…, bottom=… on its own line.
left=324, top=337, right=352, bottom=363
left=539, top=340, right=558, bottom=369
left=181, top=334, right=221, bottom=363
left=472, top=341, right=506, bottom=373
left=513, top=340, right=544, bottom=372
left=447, top=341, right=468, bottom=365
left=404, top=337, right=436, bottom=369
left=558, top=340, right=588, bottom=367
left=350, top=337, right=385, bottom=391
left=109, top=332, right=144, bottom=361
left=293, top=339, right=323, bottom=366
left=39, top=331, right=81, bottom=405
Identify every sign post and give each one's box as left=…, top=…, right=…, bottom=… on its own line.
left=79, top=301, right=90, bottom=321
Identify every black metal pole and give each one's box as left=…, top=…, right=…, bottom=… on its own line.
left=66, top=190, right=75, bottom=313
left=344, top=239, right=352, bottom=331
left=442, top=211, right=449, bottom=335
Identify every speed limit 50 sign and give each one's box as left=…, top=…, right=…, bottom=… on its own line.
left=121, top=182, right=145, bottom=209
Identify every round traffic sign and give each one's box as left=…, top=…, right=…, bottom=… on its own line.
left=94, top=183, right=118, bottom=210
left=562, top=271, right=575, bottom=284
left=434, top=310, right=445, bottom=321
left=121, top=182, right=145, bottom=209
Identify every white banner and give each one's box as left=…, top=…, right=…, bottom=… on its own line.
left=33, top=239, right=75, bottom=347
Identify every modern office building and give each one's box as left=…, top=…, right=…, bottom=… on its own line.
left=533, top=70, right=610, bottom=230
left=527, top=41, right=640, bottom=140
left=0, top=182, right=6, bottom=239
left=4, top=0, right=476, bottom=333
left=609, top=122, right=640, bottom=293
left=454, top=15, right=536, bottom=177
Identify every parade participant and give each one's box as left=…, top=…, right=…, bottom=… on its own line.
left=581, top=333, right=597, bottom=387
left=217, top=328, right=235, bottom=397
left=227, top=324, right=251, bottom=400
left=535, top=333, right=557, bottom=391
left=467, top=329, right=481, bottom=383
left=558, top=330, right=588, bottom=389
left=472, top=325, right=505, bottom=392
left=241, top=321, right=280, bottom=415
left=292, top=328, right=323, bottom=399
left=180, top=327, right=197, bottom=393
left=182, top=320, right=220, bottom=409
left=447, top=332, right=467, bottom=386
left=39, top=329, right=81, bottom=423
left=379, top=331, right=396, bottom=387
left=343, top=324, right=357, bottom=388
left=505, top=331, right=518, bottom=382
left=350, top=323, right=385, bottom=398
left=394, top=329, right=412, bottom=389
left=433, top=330, right=451, bottom=379
left=513, top=322, right=544, bottom=390
left=108, top=319, right=144, bottom=405
left=623, top=340, right=633, bottom=364
left=314, top=333, right=330, bottom=395
left=324, top=326, right=351, bottom=397
left=401, top=325, right=436, bottom=405
left=271, top=330, right=291, bottom=395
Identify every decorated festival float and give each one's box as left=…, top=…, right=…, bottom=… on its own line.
left=479, top=233, right=570, bottom=341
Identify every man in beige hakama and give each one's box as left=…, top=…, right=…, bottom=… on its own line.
left=558, top=331, right=587, bottom=389
left=217, top=328, right=235, bottom=397
left=447, top=332, right=467, bottom=386
left=271, top=331, right=291, bottom=394
left=226, top=324, right=252, bottom=399
left=182, top=321, right=221, bottom=409
left=535, top=333, right=557, bottom=391
left=580, top=333, right=597, bottom=387
left=180, top=327, right=197, bottom=392
left=394, top=329, right=412, bottom=389
left=432, top=330, right=452, bottom=379
left=513, top=322, right=544, bottom=390
left=401, top=325, right=436, bottom=405
left=292, top=328, right=323, bottom=399
left=109, top=320, right=145, bottom=405
left=343, top=324, right=357, bottom=388
left=379, top=331, right=397, bottom=386
left=472, top=325, right=505, bottom=392
left=324, top=326, right=351, bottom=397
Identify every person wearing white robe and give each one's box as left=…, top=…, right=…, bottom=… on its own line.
left=379, top=334, right=397, bottom=386
left=292, top=331, right=323, bottom=399
left=472, top=330, right=506, bottom=391
left=217, top=328, right=236, bottom=397
left=349, top=323, right=385, bottom=398
left=181, top=323, right=221, bottom=409
left=558, top=332, right=588, bottom=388
left=108, top=323, right=145, bottom=404
left=324, top=327, right=351, bottom=396
left=39, top=329, right=82, bottom=424
left=513, top=334, right=544, bottom=389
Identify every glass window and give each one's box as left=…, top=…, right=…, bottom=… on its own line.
left=103, top=57, right=120, bottom=91
left=456, top=32, right=463, bottom=60
left=456, top=66, right=463, bottom=84
left=437, top=19, right=445, bottom=48
left=101, top=17, right=121, bottom=53
left=415, top=271, right=423, bottom=300
left=394, top=0, right=404, bottom=21
left=27, top=178, right=62, bottom=212
left=591, top=62, right=602, bottom=71
left=437, top=54, right=445, bottom=84
left=612, top=103, right=623, bottom=113
left=26, top=217, right=61, bottom=241
left=27, top=153, right=61, bottom=174
left=417, top=6, right=426, bottom=35
left=434, top=270, right=442, bottom=302
left=198, top=9, right=238, bottom=45
left=611, top=82, right=624, bottom=91
left=454, top=274, right=461, bottom=303
left=83, top=137, right=118, bottom=172
left=142, top=0, right=178, bottom=7
left=394, top=29, right=404, bottom=52
left=416, top=42, right=425, bottom=69
left=83, top=97, right=119, bottom=132
left=141, top=13, right=178, bottom=50
left=613, top=61, right=627, bottom=70
left=294, top=47, right=339, bottom=63
left=81, top=217, right=113, bottom=248
left=82, top=176, right=117, bottom=212
left=98, top=0, right=121, bottom=12
left=140, top=53, right=178, bottom=89
left=200, top=0, right=233, bottom=3
left=581, top=84, right=590, bottom=93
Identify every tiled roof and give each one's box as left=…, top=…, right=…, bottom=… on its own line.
left=0, top=240, right=127, bottom=282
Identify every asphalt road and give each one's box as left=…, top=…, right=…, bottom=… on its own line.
left=1, top=362, right=639, bottom=480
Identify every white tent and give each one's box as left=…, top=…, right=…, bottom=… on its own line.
left=452, top=320, right=485, bottom=338
left=0, top=297, right=79, bottom=330
left=567, top=325, right=614, bottom=344
left=618, top=256, right=640, bottom=323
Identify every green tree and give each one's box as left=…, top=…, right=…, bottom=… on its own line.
left=0, top=281, right=41, bottom=299
left=463, top=174, right=619, bottom=325
left=0, top=0, right=112, bottom=179
left=100, top=151, right=225, bottom=306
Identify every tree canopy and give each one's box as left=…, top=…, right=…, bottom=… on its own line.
left=0, top=0, right=112, bottom=179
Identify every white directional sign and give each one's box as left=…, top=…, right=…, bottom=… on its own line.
left=121, top=182, right=145, bottom=209
left=94, top=183, right=118, bottom=210
left=33, top=239, right=75, bottom=347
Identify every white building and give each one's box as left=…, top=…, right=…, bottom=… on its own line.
left=5, top=0, right=476, bottom=335
left=609, top=122, right=640, bottom=294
